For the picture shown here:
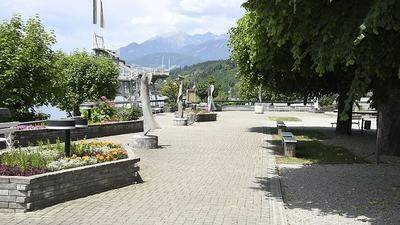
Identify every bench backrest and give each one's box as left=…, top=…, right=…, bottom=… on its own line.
left=282, top=136, right=297, bottom=143
left=277, top=121, right=285, bottom=125
left=282, top=132, right=294, bottom=138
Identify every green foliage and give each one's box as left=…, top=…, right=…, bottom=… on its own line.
left=89, top=98, right=116, bottom=123
left=81, top=97, right=141, bottom=123
left=0, top=141, right=62, bottom=171
left=273, top=129, right=366, bottom=164
left=160, top=79, right=179, bottom=104
left=0, top=15, right=58, bottom=121
left=115, top=106, right=142, bottom=121
left=319, top=94, right=338, bottom=111
left=233, top=0, right=400, bottom=110
left=170, top=60, right=237, bottom=93
left=196, top=77, right=221, bottom=102
left=54, top=51, right=119, bottom=116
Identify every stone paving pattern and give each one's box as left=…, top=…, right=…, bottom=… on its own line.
left=0, top=112, right=279, bottom=225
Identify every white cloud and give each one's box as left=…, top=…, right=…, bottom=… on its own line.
left=179, top=0, right=244, bottom=14
left=0, top=0, right=245, bottom=51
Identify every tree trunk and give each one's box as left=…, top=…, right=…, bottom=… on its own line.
left=335, top=92, right=353, bottom=135
left=376, top=86, right=400, bottom=156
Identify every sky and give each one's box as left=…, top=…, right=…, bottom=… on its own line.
left=0, top=0, right=245, bottom=52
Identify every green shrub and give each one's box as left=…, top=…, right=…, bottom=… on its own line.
left=116, top=106, right=142, bottom=121
left=1, top=148, right=48, bottom=171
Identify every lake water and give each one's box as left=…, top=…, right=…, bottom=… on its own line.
left=36, top=105, right=68, bottom=119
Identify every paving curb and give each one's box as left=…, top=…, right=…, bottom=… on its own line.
left=263, top=130, right=289, bottom=225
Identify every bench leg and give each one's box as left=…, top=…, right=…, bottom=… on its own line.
left=284, top=143, right=296, bottom=157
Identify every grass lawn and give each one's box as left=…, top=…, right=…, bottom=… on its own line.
left=268, top=116, right=302, bottom=122
left=273, top=129, right=367, bottom=164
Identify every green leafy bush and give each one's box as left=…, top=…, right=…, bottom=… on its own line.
left=116, top=106, right=142, bottom=121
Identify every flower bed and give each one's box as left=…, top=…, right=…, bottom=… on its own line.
left=0, top=141, right=140, bottom=212
left=0, top=141, right=128, bottom=176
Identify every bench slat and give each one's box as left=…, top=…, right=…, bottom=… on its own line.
left=282, top=136, right=297, bottom=143
left=281, top=132, right=294, bottom=137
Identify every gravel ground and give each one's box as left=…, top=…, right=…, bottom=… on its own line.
left=263, top=112, right=400, bottom=225
left=279, top=164, right=400, bottom=225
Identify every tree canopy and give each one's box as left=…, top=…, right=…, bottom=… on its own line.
left=54, top=51, right=119, bottom=116
left=229, top=0, right=400, bottom=155
left=0, top=15, right=57, bottom=120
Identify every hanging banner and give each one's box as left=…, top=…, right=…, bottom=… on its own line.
left=93, top=0, right=97, bottom=24
left=100, top=0, right=105, bottom=28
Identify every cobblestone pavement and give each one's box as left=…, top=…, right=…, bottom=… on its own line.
left=0, top=111, right=286, bottom=225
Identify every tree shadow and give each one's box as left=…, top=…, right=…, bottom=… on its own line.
left=247, top=126, right=269, bottom=134
left=252, top=164, right=400, bottom=224
left=252, top=125, right=398, bottom=224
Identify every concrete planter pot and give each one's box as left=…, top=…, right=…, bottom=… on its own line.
left=195, top=113, right=217, bottom=122
left=254, top=105, right=264, bottom=114
left=173, top=118, right=188, bottom=126
left=0, top=158, right=140, bottom=212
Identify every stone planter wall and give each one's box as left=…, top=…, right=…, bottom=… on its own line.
left=0, top=158, right=140, bottom=212
left=1, top=121, right=143, bottom=149
left=195, top=113, right=217, bottom=122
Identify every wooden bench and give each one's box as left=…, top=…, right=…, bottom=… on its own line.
left=282, top=133, right=297, bottom=157
left=281, top=131, right=294, bottom=146
left=276, top=121, right=287, bottom=135
left=0, top=122, right=19, bottom=150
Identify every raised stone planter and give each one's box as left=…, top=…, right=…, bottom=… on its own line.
left=0, top=158, right=140, bottom=212
left=195, top=113, right=217, bottom=122
left=1, top=120, right=143, bottom=149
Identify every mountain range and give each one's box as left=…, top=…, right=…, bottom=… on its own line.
left=118, top=32, right=230, bottom=68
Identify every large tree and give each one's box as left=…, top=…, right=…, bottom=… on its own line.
left=0, top=15, right=58, bottom=121
left=231, top=0, right=400, bottom=155
left=54, top=51, right=119, bottom=116
left=355, top=0, right=400, bottom=155
left=229, top=9, right=355, bottom=134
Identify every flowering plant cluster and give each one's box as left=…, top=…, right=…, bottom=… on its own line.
left=80, top=97, right=142, bottom=124
left=0, top=141, right=129, bottom=176
left=16, top=125, right=46, bottom=131
left=48, top=141, right=128, bottom=171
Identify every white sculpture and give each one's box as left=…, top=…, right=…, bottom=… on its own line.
left=207, top=85, right=216, bottom=112
left=140, top=73, right=160, bottom=135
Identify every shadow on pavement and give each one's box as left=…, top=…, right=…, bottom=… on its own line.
left=249, top=125, right=399, bottom=225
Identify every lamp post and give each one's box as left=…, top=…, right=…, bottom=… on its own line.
left=46, top=119, right=76, bottom=157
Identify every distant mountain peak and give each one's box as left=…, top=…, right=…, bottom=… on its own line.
left=119, top=32, right=229, bottom=68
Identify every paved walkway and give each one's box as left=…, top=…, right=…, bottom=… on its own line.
left=0, top=111, right=286, bottom=225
